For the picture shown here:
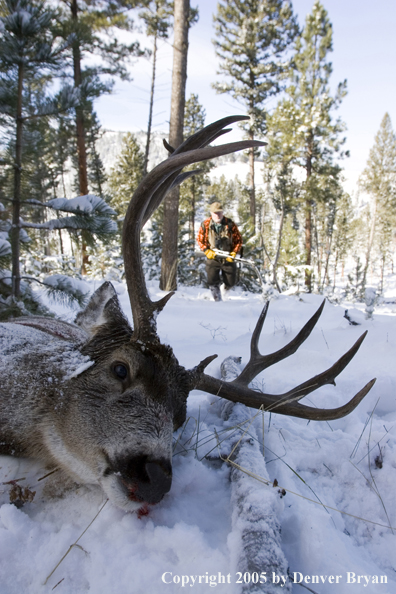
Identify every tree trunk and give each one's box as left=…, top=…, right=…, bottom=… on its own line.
left=304, top=199, right=312, bottom=291
left=71, top=0, right=89, bottom=274
left=332, top=249, right=338, bottom=292
left=143, top=32, right=158, bottom=177
left=159, top=0, right=190, bottom=291
left=190, top=181, right=195, bottom=244
left=362, top=197, right=377, bottom=290
left=259, top=199, right=268, bottom=269
left=11, top=62, right=24, bottom=299
left=272, top=198, right=285, bottom=293
left=58, top=229, right=64, bottom=256
left=304, top=132, right=313, bottom=292
left=248, top=133, right=256, bottom=233
left=380, top=253, right=385, bottom=294
left=322, top=233, right=332, bottom=288
left=313, top=210, right=321, bottom=289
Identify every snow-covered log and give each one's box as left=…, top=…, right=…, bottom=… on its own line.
left=219, top=358, right=291, bottom=594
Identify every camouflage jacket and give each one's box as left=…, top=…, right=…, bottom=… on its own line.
left=197, top=216, right=243, bottom=254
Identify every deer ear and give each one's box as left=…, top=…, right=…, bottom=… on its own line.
left=75, top=282, right=127, bottom=337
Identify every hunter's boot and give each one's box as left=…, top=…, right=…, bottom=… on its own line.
left=209, top=285, right=222, bottom=301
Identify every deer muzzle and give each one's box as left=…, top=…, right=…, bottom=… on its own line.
left=113, top=455, right=172, bottom=505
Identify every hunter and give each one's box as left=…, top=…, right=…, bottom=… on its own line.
left=197, top=201, right=243, bottom=301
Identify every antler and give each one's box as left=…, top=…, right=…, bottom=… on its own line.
left=192, top=301, right=376, bottom=421
left=122, top=114, right=375, bottom=420
left=122, top=116, right=266, bottom=342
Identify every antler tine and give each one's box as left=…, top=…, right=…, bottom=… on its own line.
left=123, top=136, right=266, bottom=342
left=142, top=169, right=202, bottom=227
left=193, top=323, right=376, bottom=420
left=236, top=300, right=325, bottom=386
left=162, top=116, right=249, bottom=155
left=141, top=116, right=253, bottom=227
left=196, top=372, right=376, bottom=421
left=277, top=330, right=369, bottom=402
left=173, top=115, right=250, bottom=155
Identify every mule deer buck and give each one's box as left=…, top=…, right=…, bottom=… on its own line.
left=0, top=116, right=376, bottom=512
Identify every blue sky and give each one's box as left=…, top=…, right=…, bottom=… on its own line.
left=96, top=0, right=396, bottom=194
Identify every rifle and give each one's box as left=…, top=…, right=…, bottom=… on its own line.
left=212, top=249, right=265, bottom=291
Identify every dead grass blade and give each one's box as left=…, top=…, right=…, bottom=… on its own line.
left=44, top=499, right=108, bottom=586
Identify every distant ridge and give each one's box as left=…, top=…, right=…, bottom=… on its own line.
left=97, top=129, right=250, bottom=173
left=59, top=129, right=253, bottom=198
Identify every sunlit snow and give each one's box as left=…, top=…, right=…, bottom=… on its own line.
left=0, top=280, right=395, bottom=593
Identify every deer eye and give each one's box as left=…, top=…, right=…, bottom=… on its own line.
left=112, top=363, right=129, bottom=381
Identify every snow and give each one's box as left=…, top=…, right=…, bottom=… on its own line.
left=47, top=194, right=116, bottom=216
left=0, top=236, right=11, bottom=256
left=64, top=359, right=94, bottom=380
left=1, top=281, right=396, bottom=593
left=0, top=322, right=92, bottom=384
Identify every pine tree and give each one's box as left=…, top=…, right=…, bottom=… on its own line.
left=0, top=0, right=77, bottom=298
left=54, top=0, right=147, bottom=271
left=160, top=0, right=191, bottom=292
left=359, top=113, right=396, bottom=290
left=139, top=0, right=173, bottom=176
left=205, top=175, right=238, bottom=213
left=44, top=113, right=75, bottom=199
left=179, top=94, right=212, bottom=246
left=277, top=215, right=302, bottom=288
left=330, top=191, right=354, bottom=291
left=0, top=1, right=118, bottom=311
left=108, top=132, right=145, bottom=218
left=268, top=1, right=348, bottom=292
left=213, top=0, right=298, bottom=232
left=265, top=160, right=300, bottom=291
left=85, top=110, right=107, bottom=199
left=312, top=168, right=345, bottom=291
left=177, top=95, right=213, bottom=286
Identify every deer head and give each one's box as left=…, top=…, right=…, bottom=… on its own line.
left=0, top=116, right=376, bottom=513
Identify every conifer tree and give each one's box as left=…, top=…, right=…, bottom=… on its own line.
left=205, top=175, right=238, bottom=213
left=108, top=132, right=165, bottom=282
left=264, top=107, right=302, bottom=290
left=213, top=0, right=298, bottom=232
left=85, top=110, right=107, bottom=199
left=268, top=1, right=348, bottom=292
left=139, top=0, right=173, bottom=176
left=0, top=0, right=77, bottom=297
left=54, top=0, right=147, bottom=271
left=179, top=94, right=212, bottom=245
left=265, top=160, right=300, bottom=290
left=313, top=169, right=344, bottom=290
left=45, top=113, right=75, bottom=199
left=359, top=113, right=396, bottom=290
left=55, top=0, right=146, bottom=196
left=330, top=191, right=354, bottom=290
left=277, top=216, right=302, bottom=287
left=0, top=1, right=118, bottom=310
left=177, top=95, right=213, bottom=286
left=160, top=0, right=191, bottom=292
left=108, top=132, right=145, bottom=218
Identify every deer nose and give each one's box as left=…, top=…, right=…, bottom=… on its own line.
left=117, top=456, right=172, bottom=505
left=143, top=460, right=172, bottom=502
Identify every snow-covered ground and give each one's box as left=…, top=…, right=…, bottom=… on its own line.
left=1, top=281, right=396, bottom=593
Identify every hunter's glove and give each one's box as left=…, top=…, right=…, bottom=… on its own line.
left=226, top=251, right=236, bottom=263
left=205, top=249, right=216, bottom=260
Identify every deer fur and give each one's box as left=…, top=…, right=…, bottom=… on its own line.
left=0, top=283, right=188, bottom=512
left=0, top=116, right=375, bottom=512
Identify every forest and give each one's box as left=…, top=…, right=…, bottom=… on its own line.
left=1, top=3, right=396, bottom=593
left=0, top=0, right=395, bottom=314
